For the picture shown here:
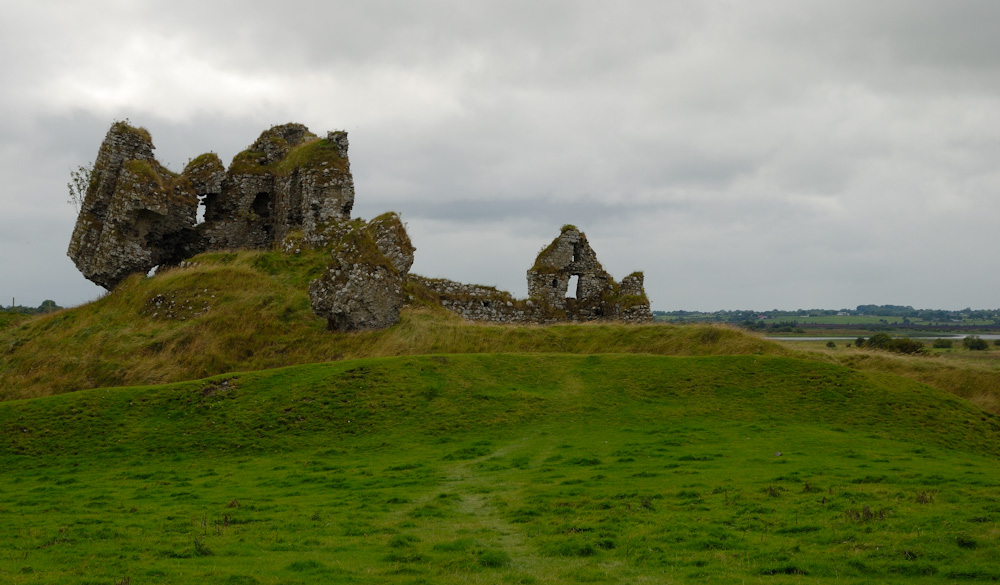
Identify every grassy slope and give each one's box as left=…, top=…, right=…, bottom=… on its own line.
left=6, top=246, right=1000, bottom=419
left=2, top=354, right=999, bottom=584
left=0, top=249, right=782, bottom=401
left=782, top=342, right=1000, bottom=415
left=0, top=312, right=29, bottom=331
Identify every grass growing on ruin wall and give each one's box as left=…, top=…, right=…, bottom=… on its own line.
left=229, top=136, right=348, bottom=177
left=2, top=353, right=999, bottom=583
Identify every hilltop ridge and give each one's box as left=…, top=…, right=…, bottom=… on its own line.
left=0, top=247, right=778, bottom=401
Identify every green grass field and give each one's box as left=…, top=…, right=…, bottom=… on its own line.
left=3, top=354, right=999, bottom=584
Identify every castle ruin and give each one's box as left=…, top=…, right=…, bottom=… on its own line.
left=68, top=122, right=651, bottom=330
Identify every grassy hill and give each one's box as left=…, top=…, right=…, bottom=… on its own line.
left=781, top=342, right=1000, bottom=416
left=2, top=353, right=999, bottom=584
left=0, top=249, right=781, bottom=401
left=4, top=249, right=1000, bottom=582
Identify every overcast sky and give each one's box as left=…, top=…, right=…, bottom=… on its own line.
left=3, top=1, right=1000, bottom=311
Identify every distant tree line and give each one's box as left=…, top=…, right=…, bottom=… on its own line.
left=855, top=304, right=998, bottom=322
left=654, top=305, right=1000, bottom=326
left=1, top=300, right=62, bottom=315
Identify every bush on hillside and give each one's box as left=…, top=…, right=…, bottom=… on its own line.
left=932, top=339, right=953, bottom=349
left=857, top=333, right=926, bottom=355
left=963, top=336, right=989, bottom=351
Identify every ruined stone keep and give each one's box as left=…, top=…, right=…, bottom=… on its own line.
left=68, top=121, right=408, bottom=331
left=68, top=122, right=651, bottom=330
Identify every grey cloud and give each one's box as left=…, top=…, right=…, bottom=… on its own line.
left=3, top=1, right=1000, bottom=311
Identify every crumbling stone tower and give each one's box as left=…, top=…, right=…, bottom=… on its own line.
left=67, top=122, right=201, bottom=289
left=200, top=124, right=355, bottom=251
left=68, top=121, right=413, bottom=332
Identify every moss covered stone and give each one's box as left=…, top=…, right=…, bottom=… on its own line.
left=308, top=223, right=406, bottom=332
left=67, top=122, right=199, bottom=289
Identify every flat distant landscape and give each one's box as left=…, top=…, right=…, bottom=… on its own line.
left=655, top=305, right=1000, bottom=337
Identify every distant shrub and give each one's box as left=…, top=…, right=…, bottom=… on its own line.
left=858, top=333, right=925, bottom=354
left=863, top=333, right=894, bottom=349
left=932, top=339, right=953, bottom=349
left=888, top=338, right=926, bottom=354
left=994, top=339, right=1000, bottom=346
left=963, top=336, right=989, bottom=351
left=826, top=341, right=836, bottom=348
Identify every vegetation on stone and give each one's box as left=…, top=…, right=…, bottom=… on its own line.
left=67, top=122, right=653, bottom=333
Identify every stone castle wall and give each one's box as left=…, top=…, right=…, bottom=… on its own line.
left=68, top=122, right=651, bottom=331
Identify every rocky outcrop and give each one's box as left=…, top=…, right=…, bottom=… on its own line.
left=67, top=122, right=200, bottom=289
left=306, top=216, right=416, bottom=331
left=308, top=226, right=405, bottom=331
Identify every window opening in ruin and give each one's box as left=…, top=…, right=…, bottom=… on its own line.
left=196, top=201, right=206, bottom=224
left=552, top=278, right=558, bottom=288
left=252, top=192, right=273, bottom=236
left=252, top=193, right=272, bottom=219
left=567, top=274, right=579, bottom=299
left=201, top=194, right=219, bottom=223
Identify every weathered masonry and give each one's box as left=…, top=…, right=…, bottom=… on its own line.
left=68, top=122, right=651, bottom=330
left=417, top=225, right=652, bottom=324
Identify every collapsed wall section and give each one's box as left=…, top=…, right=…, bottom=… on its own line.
left=308, top=214, right=415, bottom=331
left=200, top=125, right=355, bottom=250
left=409, top=276, right=546, bottom=324
left=67, top=122, right=200, bottom=289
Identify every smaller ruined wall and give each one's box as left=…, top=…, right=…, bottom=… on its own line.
left=422, top=225, right=653, bottom=325
left=526, top=226, right=652, bottom=323
left=409, top=276, right=551, bottom=324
